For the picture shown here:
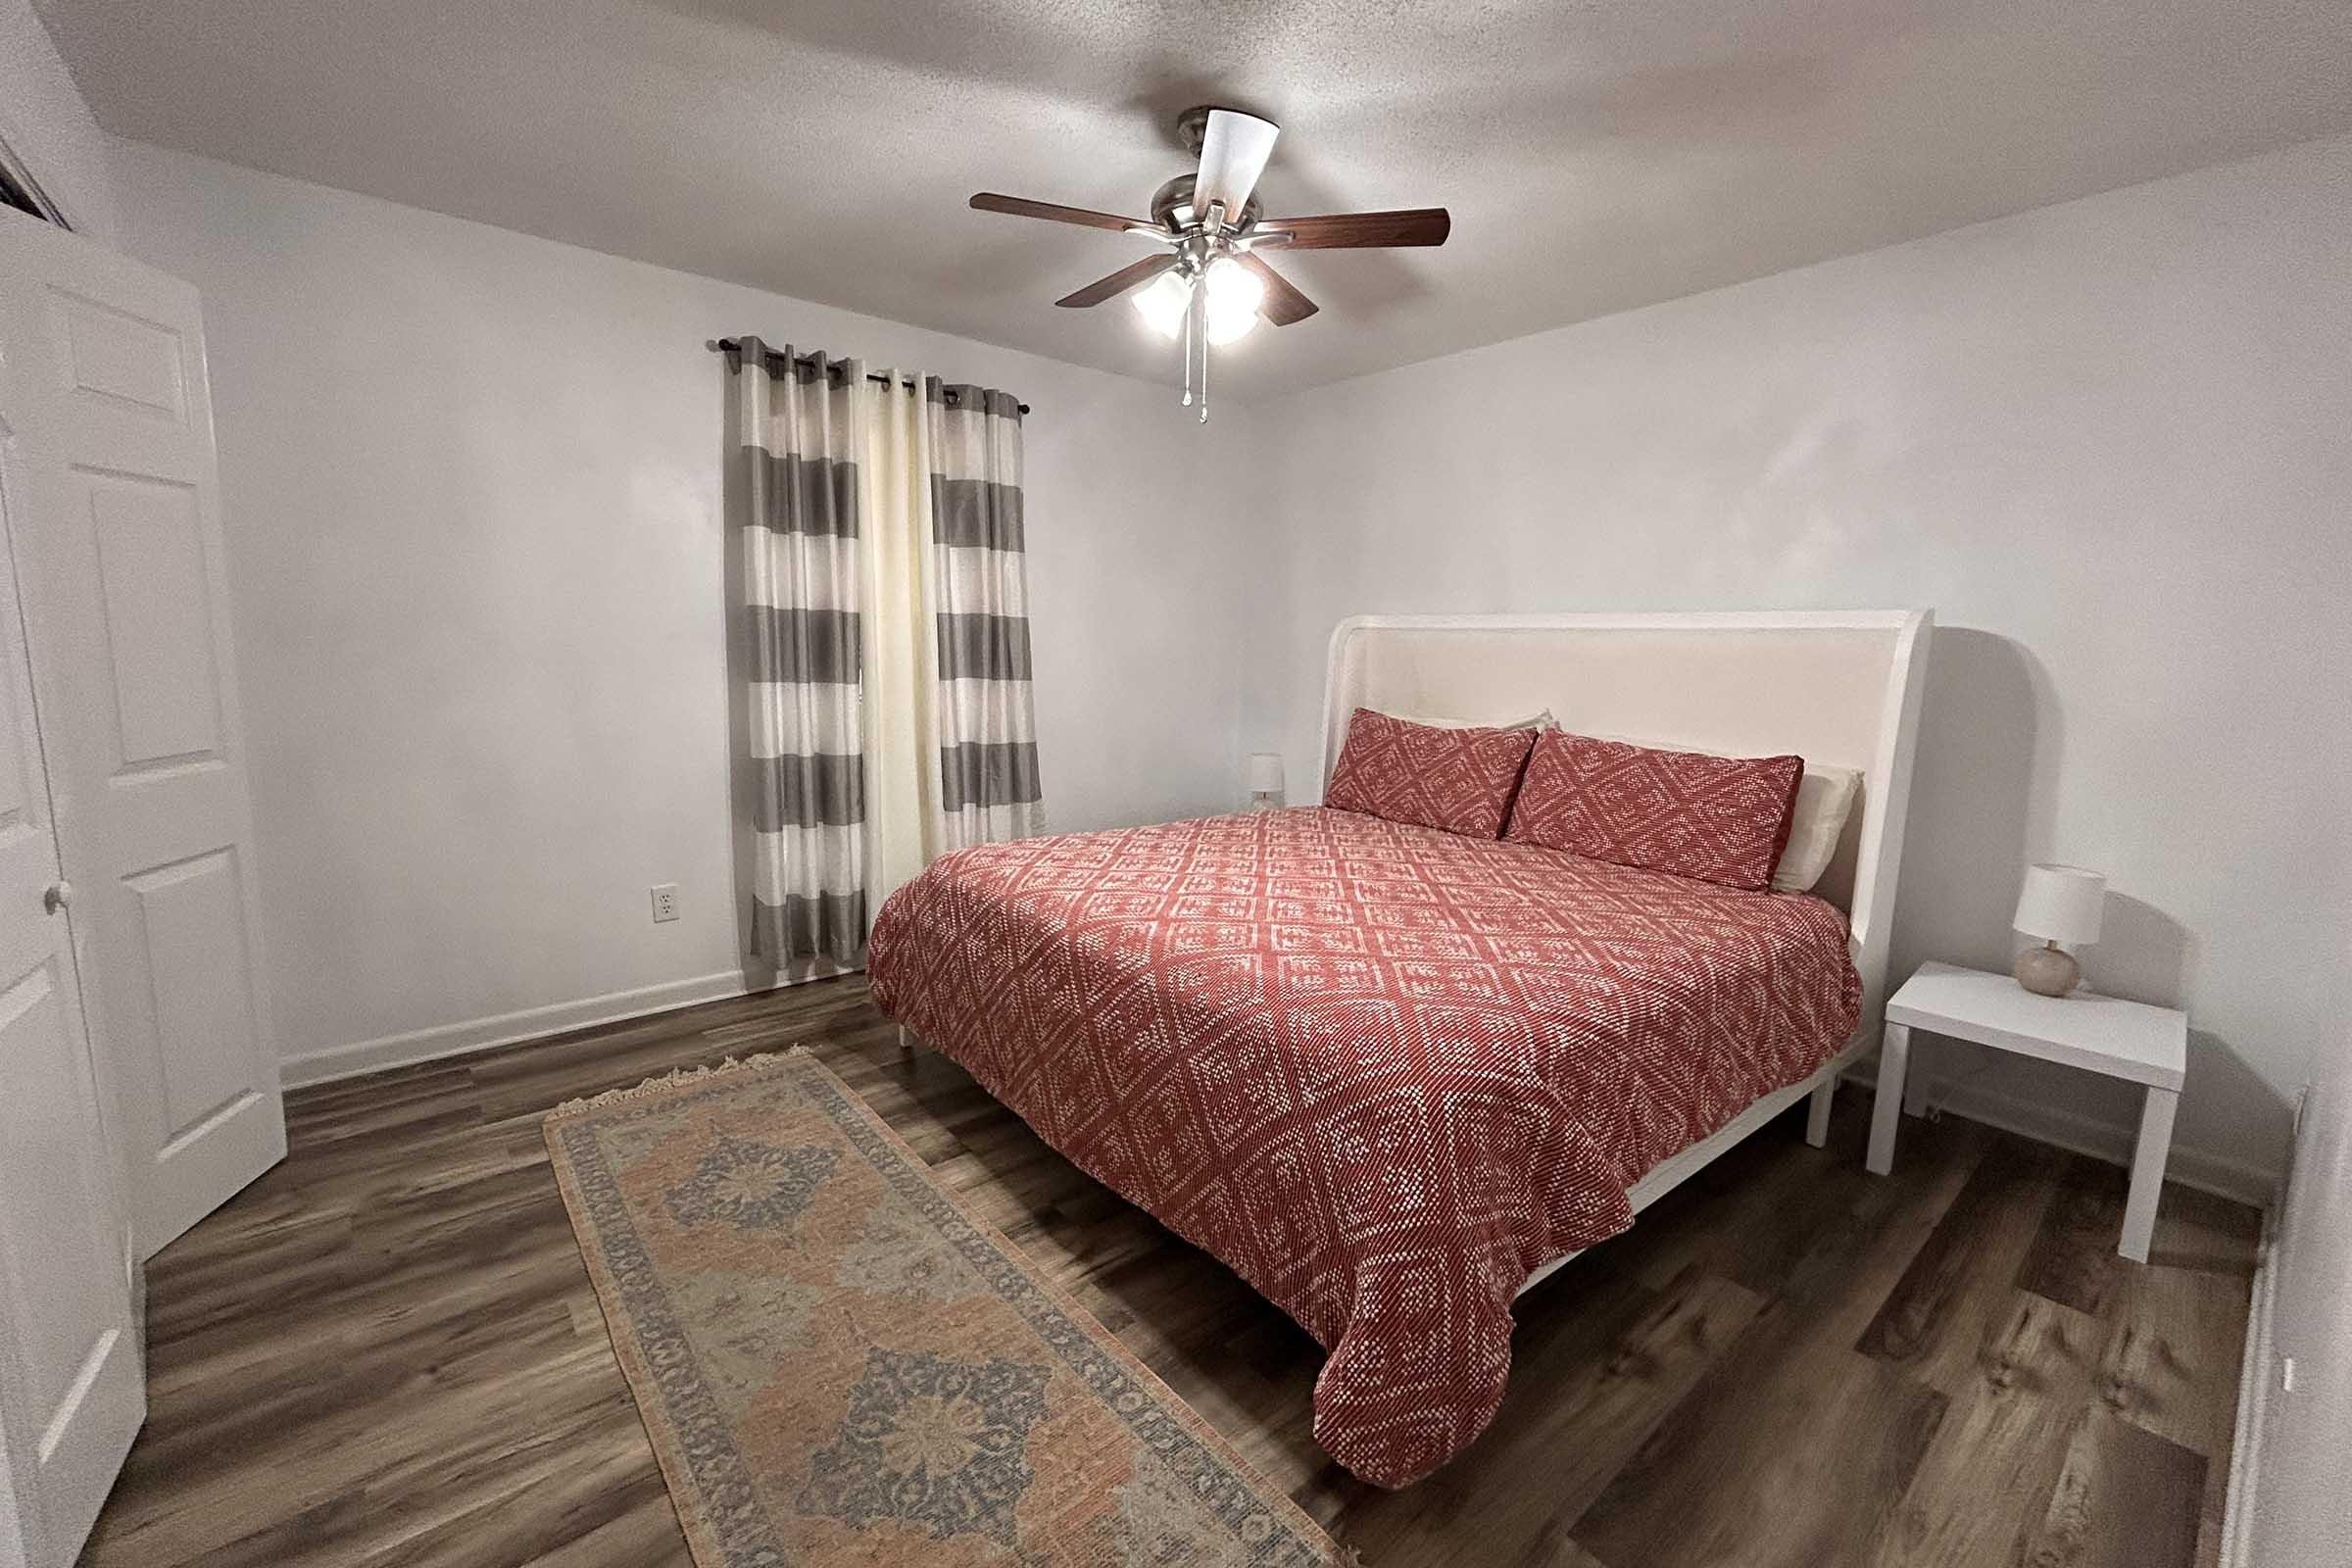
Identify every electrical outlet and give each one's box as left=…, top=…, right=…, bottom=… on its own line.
left=650, top=884, right=680, bottom=924
left=2281, top=1355, right=2297, bottom=1394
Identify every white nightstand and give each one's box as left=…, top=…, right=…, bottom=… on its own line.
left=1869, top=960, right=2186, bottom=1263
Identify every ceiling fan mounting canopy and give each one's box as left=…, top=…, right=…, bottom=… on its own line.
left=1172, top=103, right=1232, bottom=157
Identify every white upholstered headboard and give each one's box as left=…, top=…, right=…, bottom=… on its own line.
left=1320, top=611, right=1934, bottom=1049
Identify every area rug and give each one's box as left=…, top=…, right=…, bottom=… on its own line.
left=544, top=1049, right=1351, bottom=1567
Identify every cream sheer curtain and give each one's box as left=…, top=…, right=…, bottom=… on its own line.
left=857, top=368, right=943, bottom=913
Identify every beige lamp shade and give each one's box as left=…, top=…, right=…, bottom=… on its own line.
left=2013, top=863, right=2105, bottom=947
left=1246, top=753, right=1285, bottom=794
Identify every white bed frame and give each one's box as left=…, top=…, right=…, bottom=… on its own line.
left=1318, top=611, right=1933, bottom=1296
left=896, top=610, right=1932, bottom=1298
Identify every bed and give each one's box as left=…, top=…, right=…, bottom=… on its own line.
left=867, top=610, right=1932, bottom=1488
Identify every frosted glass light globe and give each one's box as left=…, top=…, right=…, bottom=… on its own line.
left=1201, top=257, right=1263, bottom=344
left=1131, top=270, right=1191, bottom=339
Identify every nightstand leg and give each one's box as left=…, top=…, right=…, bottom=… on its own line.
left=2121, top=1085, right=2178, bottom=1263
left=1902, top=1043, right=1932, bottom=1117
left=1805, top=1076, right=1836, bottom=1148
left=1867, top=1023, right=1910, bottom=1175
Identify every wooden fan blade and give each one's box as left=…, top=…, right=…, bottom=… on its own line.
left=1054, top=253, right=1177, bottom=309
left=1255, top=208, right=1451, bottom=249
left=970, top=192, right=1153, bottom=233
left=1237, top=253, right=1317, bottom=325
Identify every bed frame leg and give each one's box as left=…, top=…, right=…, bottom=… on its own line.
left=1805, top=1076, right=1836, bottom=1148
left=897, top=1024, right=914, bottom=1061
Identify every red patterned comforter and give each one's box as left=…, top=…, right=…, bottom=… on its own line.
left=866, top=807, right=1860, bottom=1487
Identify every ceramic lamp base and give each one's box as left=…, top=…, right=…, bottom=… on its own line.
left=2014, top=942, right=2082, bottom=998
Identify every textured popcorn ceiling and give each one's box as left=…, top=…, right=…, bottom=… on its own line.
left=40, top=0, right=2352, bottom=397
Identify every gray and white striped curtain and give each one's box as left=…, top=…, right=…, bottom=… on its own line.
left=925, top=378, right=1045, bottom=849
left=734, top=339, right=866, bottom=966
left=728, top=339, right=1042, bottom=969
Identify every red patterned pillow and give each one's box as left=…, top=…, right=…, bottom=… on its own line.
left=1324, top=709, right=1539, bottom=839
left=1504, top=730, right=1804, bottom=891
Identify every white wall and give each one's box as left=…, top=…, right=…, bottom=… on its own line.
left=1248, top=134, right=2352, bottom=1200
left=0, top=0, right=119, bottom=240
left=2250, top=950, right=2352, bottom=1565
left=111, top=143, right=1266, bottom=1080
left=101, top=123, right=2351, bottom=1197
left=2252, top=1016, right=2352, bottom=1564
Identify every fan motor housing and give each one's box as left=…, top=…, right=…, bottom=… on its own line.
left=1149, top=174, right=1262, bottom=236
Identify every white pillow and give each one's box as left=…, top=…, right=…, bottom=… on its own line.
left=1773, top=764, right=1862, bottom=893
left=1590, top=731, right=1860, bottom=893
left=1385, top=709, right=1556, bottom=731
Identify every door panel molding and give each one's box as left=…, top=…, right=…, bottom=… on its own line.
left=0, top=231, right=147, bottom=1561
left=0, top=207, right=285, bottom=1263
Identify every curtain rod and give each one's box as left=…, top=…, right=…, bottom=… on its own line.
left=709, top=339, right=1030, bottom=416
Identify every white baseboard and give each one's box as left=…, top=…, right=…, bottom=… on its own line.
left=2219, top=1205, right=2278, bottom=1568
left=1844, top=1060, right=2280, bottom=1210
left=280, top=969, right=755, bottom=1088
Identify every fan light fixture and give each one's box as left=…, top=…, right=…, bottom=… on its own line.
left=1132, top=259, right=1264, bottom=346
left=1130, top=270, right=1190, bottom=339
left=967, top=106, right=1452, bottom=422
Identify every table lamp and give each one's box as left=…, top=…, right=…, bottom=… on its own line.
left=2012, top=863, right=2104, bottom=997
left=1246, top=753, right=1284, bottom=810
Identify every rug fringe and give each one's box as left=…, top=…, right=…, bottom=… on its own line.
left=544, top=1047, right=808, bottom=1118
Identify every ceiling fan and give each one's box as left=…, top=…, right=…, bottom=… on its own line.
left=970, top=106, right=1450, bottom=421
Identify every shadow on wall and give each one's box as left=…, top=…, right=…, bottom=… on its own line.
left=2178, top=1030, right=2293, bottom=1183
left=2099, top=893, right=2291, bottom=1182
left=1886, top=626, right=2291, bottom=1182
left=1890, top=626, right=2047, bottom=977
left=2097, top=893, right=2190, bottom=1006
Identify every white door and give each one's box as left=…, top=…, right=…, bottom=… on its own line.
left=0, top=359, right=143, bottom=1565
left=0, top=208, right=285, bottom=1258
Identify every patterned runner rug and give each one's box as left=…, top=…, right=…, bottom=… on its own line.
left=544, top=1049, right=1350, bottom=1566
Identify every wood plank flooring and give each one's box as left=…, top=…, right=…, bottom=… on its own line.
left=80, top=975, right=2260, bottom=1568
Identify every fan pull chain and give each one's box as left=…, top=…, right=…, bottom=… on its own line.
left=1190, top=269, right=1210, bottom=421
left=1197, top=319, right=1210, bottom=423
left=1180, top=294, right=1194, bottom=409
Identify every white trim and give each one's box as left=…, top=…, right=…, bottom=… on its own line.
left=1843, top=1056, right=2279, bottom=1208
left=2219, top=1205, right=2278, bottom=1568
left=280, top=969, right=758, bottom=1087
left=0, top=126, right=76, bottom=230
